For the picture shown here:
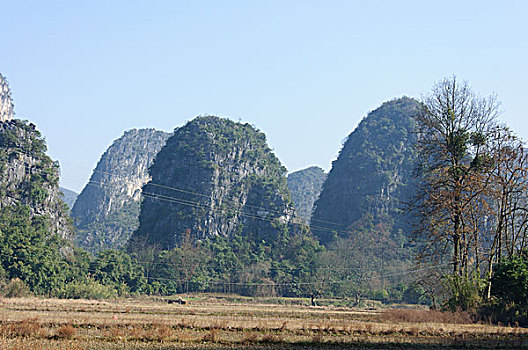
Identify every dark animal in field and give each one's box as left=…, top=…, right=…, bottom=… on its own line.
left=167, top=298, right=187, bottom=305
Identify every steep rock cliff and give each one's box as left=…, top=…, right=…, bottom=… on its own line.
left=0, top=74, right=14, bottom=123
left=287, top=166, right=326, bottom=223
left=0, top=119, right=73, bottom=239
left=311, top=97, right=419, bottom=245
left=71, top=128, right=170, bottom=252
left=130, top=116, right=295, bottom=250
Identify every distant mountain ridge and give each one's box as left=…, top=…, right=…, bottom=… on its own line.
left=287, top=166, right=326, bottom=223
left=59, top=187, right=78, bottom=209
left=71, top=128, right=170, bottom=252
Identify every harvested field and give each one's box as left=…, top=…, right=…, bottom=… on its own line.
left=0, top=295, right=527, bottom=349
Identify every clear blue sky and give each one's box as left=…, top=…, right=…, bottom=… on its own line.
left=2, top=1, right=527, bottom=192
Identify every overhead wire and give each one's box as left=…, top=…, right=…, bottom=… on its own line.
left=77, top=178, right=418, bottom=243
left=60, top=161, right=348, bottom=228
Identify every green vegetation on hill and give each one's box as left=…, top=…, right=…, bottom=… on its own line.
left=0, top=119, right=77, bottom=295
left=128, top=116, right=323, bottom=296
left=305, top=98, right=420, bottom=302
left=311, top=97, right=419, bottom=246
left=0, top=119, right=72, bottom=238
left=131, top=116, right=295, bottom=248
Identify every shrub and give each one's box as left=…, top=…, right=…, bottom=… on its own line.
left=3, top=278, right=32, bottom=298
left=55, top=324, right=76, bottom=339
left=57, top=278, right=117, bottom=299
left=443, top=275, right=483, bottom=312
left=481, top=251, right=528, bottom=325
left=403, top=284, right=426, bottom=304
left=201, top=328, right=218, bottom=343
left=371, top=289, right=390, bottom=303
left=492, top=252, right=528, bottom=306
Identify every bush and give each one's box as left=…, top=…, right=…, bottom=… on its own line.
left=0, top=266, right=7, bottom=292
left=371, top=289, right=389, bottom=303
left=492, top=252, right=528, bottom=306
left=55, top=324, right=76, bottom=339
left=403, top=284, right=427, bottom=304
left=481, top=251, right=528, bottom=325
left=3, top=278, right=32, bottom=298
left=57, top=278, right=117, bottom=299
left=443, top=275, right=483, bottom=312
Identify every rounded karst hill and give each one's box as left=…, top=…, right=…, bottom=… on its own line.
left=311, top=97, right=419, bottom=245
left=130, top=116, right=295, bottom=250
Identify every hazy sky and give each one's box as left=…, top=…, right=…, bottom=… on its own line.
left=2, top=1, right=527, bottom=192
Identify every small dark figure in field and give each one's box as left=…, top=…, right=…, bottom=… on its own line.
left=167, top=298, right=187, bottom=305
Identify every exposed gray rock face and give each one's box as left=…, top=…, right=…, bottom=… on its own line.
left=0, top=74, right=14, bottom=122
left=287, top=166, right=326, bottom=223
left=130, top=116, right=295, bottom=250
left=0, top=119, right=73, bottom=239
left=71, top=128, right=170, bottom=252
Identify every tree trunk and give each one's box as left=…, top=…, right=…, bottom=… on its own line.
left=454, top=214, right=461, bottom=276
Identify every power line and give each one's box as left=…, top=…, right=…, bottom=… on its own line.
left=78, top=178, right=416, bottom=241
left=61, top=161, right=348, bottom=228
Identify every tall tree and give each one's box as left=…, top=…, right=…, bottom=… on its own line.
left=413, top=76, right=501, bottom=277
left=482, top=130, right=528, bottom=298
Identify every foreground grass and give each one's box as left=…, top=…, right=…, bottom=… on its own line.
left=0, top=295, right=527, bottom=349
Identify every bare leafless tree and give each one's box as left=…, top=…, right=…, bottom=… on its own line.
left=413, top=76, right=501, bottom=277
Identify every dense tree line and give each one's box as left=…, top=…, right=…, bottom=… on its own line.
left=0, top=202, right=423, bottom=304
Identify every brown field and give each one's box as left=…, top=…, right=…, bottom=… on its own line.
left=1, top=295, right=527, bottom=349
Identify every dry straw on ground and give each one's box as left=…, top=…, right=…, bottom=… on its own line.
left=0, top=295, right=527, bottom=349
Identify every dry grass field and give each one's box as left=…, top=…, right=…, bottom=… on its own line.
left=1, top=295, right=527, bottom=349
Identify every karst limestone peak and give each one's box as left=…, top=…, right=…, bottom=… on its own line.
left=0, top=73, right=14, bottom=122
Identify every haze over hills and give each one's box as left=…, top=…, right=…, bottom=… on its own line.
left=71, top=128, right=170, bottom=253
left=130, top=116, right=297, bottom=250
left=311, top=97, right=419, bottom=246
left=287, top=166, right=326, bottom=223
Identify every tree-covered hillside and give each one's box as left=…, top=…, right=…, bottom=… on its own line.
left=311, top=97, right=419, bottom=246
left=287, top=166, right=326, bottom=223
left=128, top=116, right=321, bottom=296
left=0, top=116, right=78, bottom=295
left=0, top=119, right=73, bottom=239
left=131, top=116, right=296, bottom=249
